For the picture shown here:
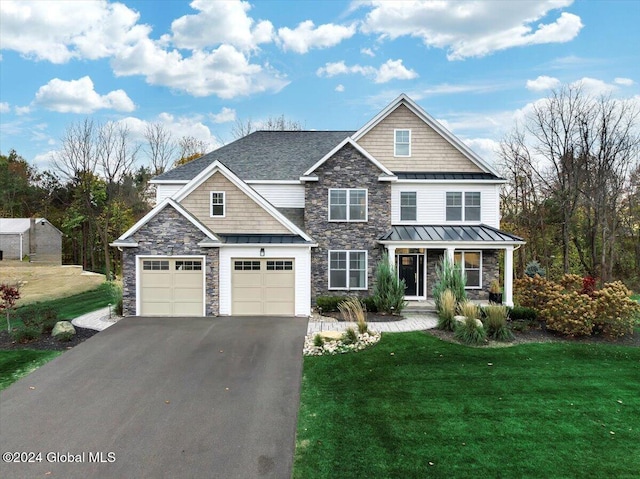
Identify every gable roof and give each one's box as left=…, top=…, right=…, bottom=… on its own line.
left=111, top=199, right=222, bottom=247
left=0, top=218, right=62, bottom=235
left=152, top=130, right=354, bottom=183
left=302, top=137, right=395, bottom=178
left=172, top=160, right=314, bottom=242
left=352, top=94, right=501, bottom=177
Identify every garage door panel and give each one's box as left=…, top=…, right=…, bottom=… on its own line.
left=232, top=258, right=295, bottom=316
left=173, top=301, right=203, bottom=316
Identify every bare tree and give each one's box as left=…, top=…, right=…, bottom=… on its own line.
left=144, top=122, right=176, bottom=175
left=174, top=136, right=210, bottom=167
left=231, top=114, right=304, bottom=139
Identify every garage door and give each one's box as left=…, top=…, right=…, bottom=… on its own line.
left=232, top=259, right=295, bottom=315
left=140, top=258, right=204, bottom=316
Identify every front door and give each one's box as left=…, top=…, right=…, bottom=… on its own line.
left=398, top=254, right=424, bottom=297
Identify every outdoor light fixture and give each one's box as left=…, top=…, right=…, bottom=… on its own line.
left=260, top=248, right=265, bottom=257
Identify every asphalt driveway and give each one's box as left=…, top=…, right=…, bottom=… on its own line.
left=0, top=316, right=308, bottom=479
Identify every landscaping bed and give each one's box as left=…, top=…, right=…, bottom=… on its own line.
left=0, top=326, right=99, bottom=351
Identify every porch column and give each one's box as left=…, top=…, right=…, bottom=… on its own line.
left=445, top=247, right=455, bottom=264
left=503, top=246, right=514, bottom=307
left=386, top=246, right=396, bottom=267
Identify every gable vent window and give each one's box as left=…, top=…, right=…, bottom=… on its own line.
left=446, top=192, right=481, bottom=222
left=400, top=191, right=417, bottom=221
left=394, top=129, right=411, bottom=157
left=210, top=191, right=225, bottom=217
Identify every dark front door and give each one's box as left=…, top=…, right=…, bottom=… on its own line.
left=399, top=255, right=418, bottom=296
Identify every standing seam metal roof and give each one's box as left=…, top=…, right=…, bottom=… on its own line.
left=380, top=225, right=524, bottom=243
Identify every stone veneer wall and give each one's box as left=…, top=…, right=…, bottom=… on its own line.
left=425, top=249, right=499, bottom=300
left=121, top=207, right=219, bottom=316
left=305, top=143, right=391, bottom=302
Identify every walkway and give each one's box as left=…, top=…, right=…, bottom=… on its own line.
left=307, top=312, right=438, bottom=334
left=71, top=306, right=120, bottom=331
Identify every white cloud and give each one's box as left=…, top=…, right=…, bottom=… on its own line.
left=15, top=106, right=31, bottom=115
left=359, top=0, right=583, bottom=60
left=32, top=150, right=57, bottom=167
left=335, top=84, right=345, bottom=92
left=572, top=77, right=617, bottom=96
left=33, top=76, right=135, bottom=113
left=170, top=0, right=274, bottom=51
left=526, top=75, right=561, bottom=91
left=210, top=107, right=237, bottom=124
left=614, top=77, right=634, bottom=86
left=0, top=102, right=9, bottom=113
left=361, top=47, right=375, bottom=57
left=462, top=137, right=501, bottom=165
left=317, top=59, right=417, bottom=84
left=278, top=20, right=356, bottom=54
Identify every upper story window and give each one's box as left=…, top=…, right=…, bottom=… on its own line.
left=210, top=191, right=225, bottom=217
left=394, top=129, right=411, bottom=157
left=400, top=191, right=417, bottom=221
left=446, top=192, right=481, bottom=221
left=329, top=188, right=367, bottom=222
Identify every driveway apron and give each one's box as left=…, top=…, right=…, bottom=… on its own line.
left=0, top=316, right=308, bottom=479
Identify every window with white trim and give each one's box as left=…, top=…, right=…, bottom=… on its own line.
left=454, top=251, right=482, bottom=288
left=446, top=192, right=481, bottom=221
left=210, top=191, right=225, bottom=217
left=329, top=251, right=367, bottom=290
left=400, top=191, right=417, bottom=221
left=394, top=129, right=411, bottom=156
left=329, top=189, right=367, bottom=221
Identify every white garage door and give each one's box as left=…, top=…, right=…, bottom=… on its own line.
left=232, top=259, right=295, bottom=316
left=140, top=258, right=204, bottom=316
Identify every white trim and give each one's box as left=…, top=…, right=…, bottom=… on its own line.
left=172, top=160, right=313, bottom=242
left=328, top=250, right=368, bottom=291
left=299, top=176, right=319, bottom=182
left=378, top=241, right=525, bottom=248
left=328, top=188, right=368, bottom=222
left=210, top=191, right=226, bottom=218
left=302, top=137, right=394, bottom=177
left=352, top=93, right=501, bottom=177
left=219, top=243, right=318, bottom=248
left=149, top=179, right=189, bottom=184
left=396, top=178, right=507, bottom=184
left=394, top=128, right=411, bottom=157
left=136, top=254, right=207, bottom=317
left=245, top=180, right=301, bottom=185
left=112, top=198, right=221, bottom=245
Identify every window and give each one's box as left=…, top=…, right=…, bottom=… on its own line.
left=329, top=189, right=367, bottom=221
left=329, top=251, right=367, bottom=290
left=400, top=191, right=417, bottom=221
left=454, top=251, right=482, bottom=288
left=143, top=260, right=169, bottom=271
left=210, top=191, right=225, bottom=217
left=175, top=260, right=202, bottom=271
left=394, top=129, right=411, bottom=156
left=446, top=192, right=481, bottom=221
left=267, top=260, right=293, bottom=271
left=234, top=260, right=260, bottom=271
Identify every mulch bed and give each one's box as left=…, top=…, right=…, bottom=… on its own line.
left=0, top=327, right=99, bottom=351
left=325, top=311, right=405, bottom=322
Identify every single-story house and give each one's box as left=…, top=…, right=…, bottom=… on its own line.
left=0, top=218, right=63, bottom=264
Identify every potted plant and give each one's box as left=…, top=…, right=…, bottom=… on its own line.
left=488, top=279, right=503, bottom=304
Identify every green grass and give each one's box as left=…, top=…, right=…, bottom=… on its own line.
left=294, top=333, right=640, bottom=479
left=631, top=293, right=640, bottom=303
left=0, top=350, right=61, bottom=390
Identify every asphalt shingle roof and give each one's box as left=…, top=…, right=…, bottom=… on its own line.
left=154, top=130, right=355, bottom=182
left=380, top=225, right=524, bottom=243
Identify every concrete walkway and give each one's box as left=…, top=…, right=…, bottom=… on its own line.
left=307, top=312, right=438, bottom=334
left=71, top=306, right=120, bottom=331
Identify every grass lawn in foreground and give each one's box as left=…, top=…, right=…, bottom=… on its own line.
left=0, top=350, right=61, bottom=390
left=294, top=333, right=640, bottom=479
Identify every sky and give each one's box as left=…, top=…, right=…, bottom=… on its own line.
left=0, top=0, right=639, bottom=172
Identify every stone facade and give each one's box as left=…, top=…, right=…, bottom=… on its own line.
left=305, top=143, right=391, bottom=302
left=425, top=249, right=499, bottom=300
left=121, top=206, right=219, bottom=316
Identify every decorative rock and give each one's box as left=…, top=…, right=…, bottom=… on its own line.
left=454, top=316, right=483, bottom=328
left=317, top=330, right=343, bottom=341
left=52, top=321, right=76, bottom=337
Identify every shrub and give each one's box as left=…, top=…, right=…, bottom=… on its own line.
left=459, top=301, right=479, bottom=321
left=514, top=275, right=563, bottom=311
left=361, top=297, right=378, bottom=313
left=524, top=260, right=545, bottom=278
left=108, top=282, right=123, bottom=316
left=542, top=291, right=596, bottom=337
left=313, top=334, right=325, bottom=348
left=432, top=257, right=466, bottom=311
left=56, top=331, right=75, bottom=342
left=437, top=289, right=457, bottom=331
left=483, top=305, right=513, bottom=341
left=372, top=253, right=407, bottom=314
left=338, top=296, right=368, bottom=334
left=559, top=274, right=583, bottom=293
left=11, top=326, right=41, bottom=343
left=454, top=317, right=486, bottom=345
left=592, top=281, right=640, bottom=338
left=508, top=306, right=538, bottom=321
left=342, top=327, right=358, bottom=345
left=16, top=305, right=58, bottom=332
left=0, top=283, right=21, bottom=332
left=316, top=296, right=347, bottom=313
left=581, top=276, right=596, bottom=297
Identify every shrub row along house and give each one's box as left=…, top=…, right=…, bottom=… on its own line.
left=112, top=95, right=524, bottom=317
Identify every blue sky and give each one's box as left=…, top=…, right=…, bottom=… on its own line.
left=1, top=0, right=638, bottom=170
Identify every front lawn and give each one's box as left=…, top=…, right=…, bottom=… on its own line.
left=0, top=350, right=61, bottom=390
left=294, top=333, right=640, bottom=479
